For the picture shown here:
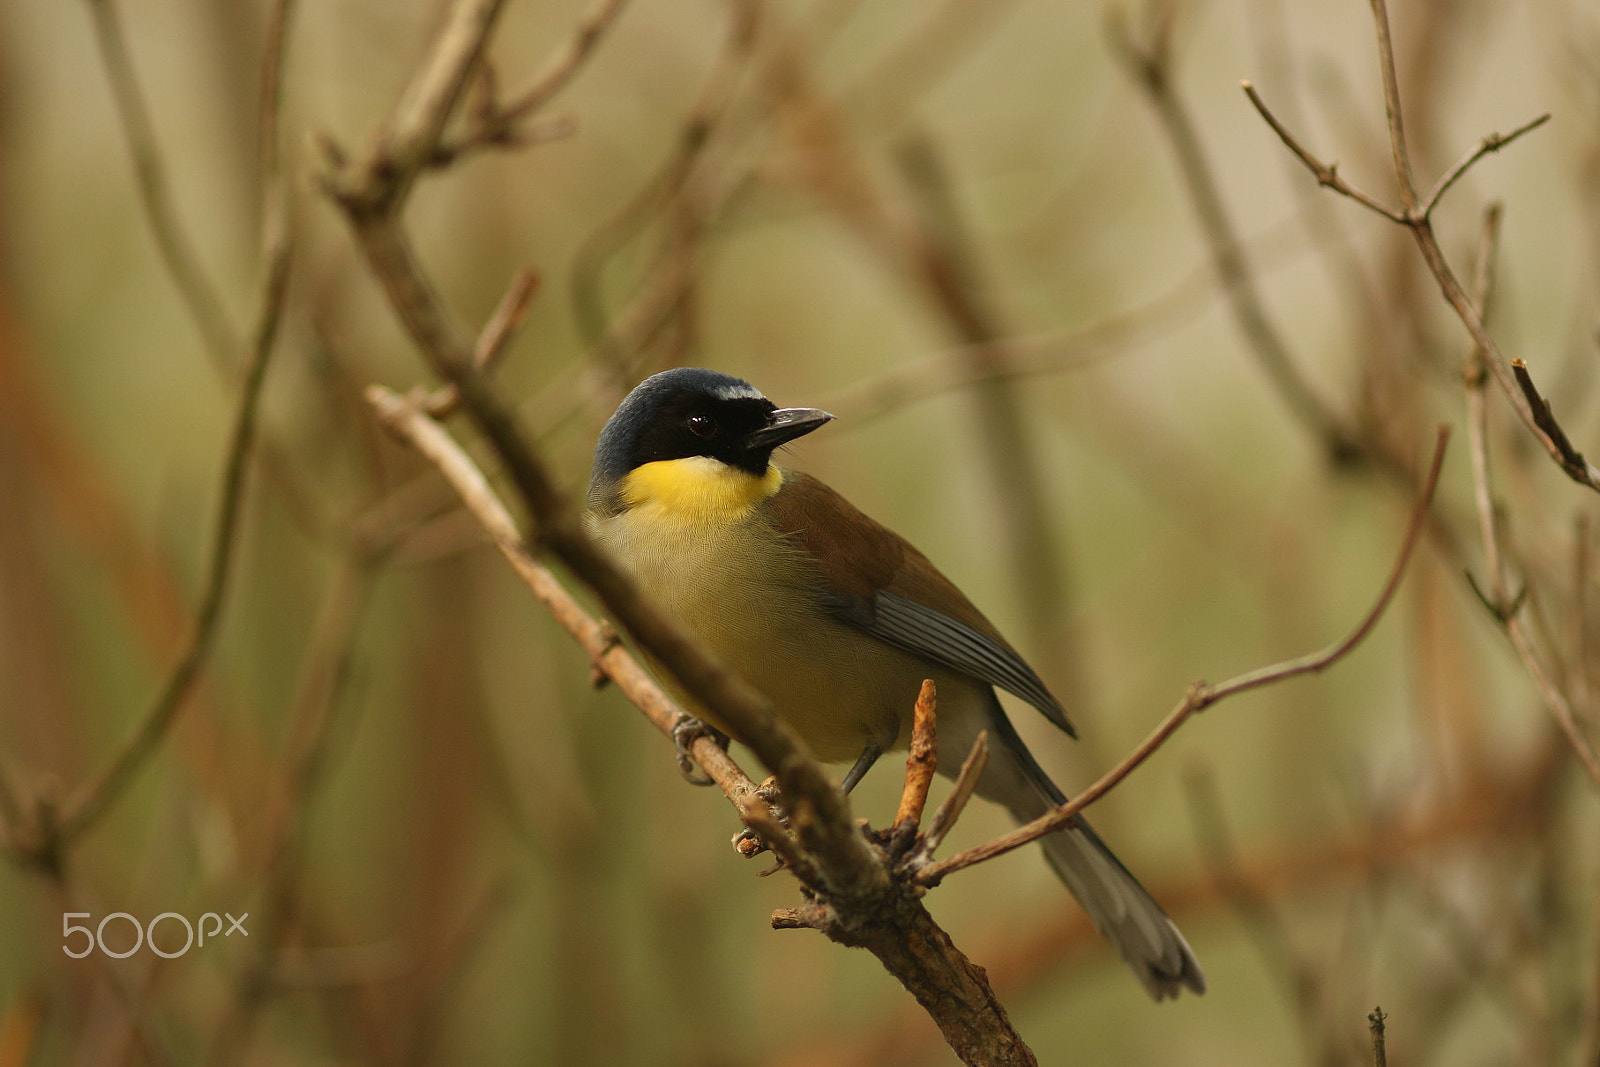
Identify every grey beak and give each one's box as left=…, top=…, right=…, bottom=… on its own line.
left=743, top=407, right=835, bottom=451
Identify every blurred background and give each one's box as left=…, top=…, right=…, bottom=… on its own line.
left=2, top=0, right=1600, bottom=1062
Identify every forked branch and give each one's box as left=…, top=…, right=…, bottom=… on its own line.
left=1242, top=0, right=1593, bottom=494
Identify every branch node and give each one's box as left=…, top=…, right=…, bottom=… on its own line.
left=1465, top=569, right=1528, bottom=625
left=739, top=795, right=820, bottom=889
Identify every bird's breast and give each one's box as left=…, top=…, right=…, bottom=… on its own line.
left=587, top=492, right=967, bottom=764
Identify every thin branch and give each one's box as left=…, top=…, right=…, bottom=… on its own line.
left=1464, top=203, right=1506, bottom=605
left=1247, top=76, right=1550, bottom=236
left=739, top=795, right=822, bottom=890
left=327, top=0, right=509, bottom=214
left=422, top=267, right=542, bottom=417
left=1419, top=114, right=1551, bottom=218
left=1369, top=1006, right=1389, bottom=1067
left=1245, top=21, right=1590, bottom=494
left=42, top=0, right=301, bottom=854
left=474, top=268, right=541, bottom=371
left=1367, top=0, right=1417, bottom=212
left=51, top=255, right=286, bottom=852
left=431, top=0, right=631, bottom=163
left=1450, top=203, right=1597, bottom=792
left=1241, top=82, right=1407, bottom=223
left=893, top=680, right=939, bottom=834
left=1575, top=517, right=1596, bottom=727
left=256, top=0, right=298, bottom=193
left=497, top=0, right=630, bottom=126
left=85, top=0, right=239, bottom=372
left=1355, top=52, right=1600, bottom=792
left=1511, top=359, right=1595, bottom=488
left=1109, top=21, right=1356, bottom=462
left=917, top=731, right=988, bottom=862
left=1510, top=624, right=1600, bottom=782
left=921, top=427, right=1449, bottom=884
left=1446, top=203, right=1600, bottom=783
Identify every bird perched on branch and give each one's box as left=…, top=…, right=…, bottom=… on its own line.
left=586, top=367, right=1204, bottom=999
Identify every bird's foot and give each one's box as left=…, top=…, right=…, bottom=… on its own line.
left=671, top=716, right=729, bottom=787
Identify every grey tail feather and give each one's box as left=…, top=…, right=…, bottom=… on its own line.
left=985, top=700, right=1206, bottom=1000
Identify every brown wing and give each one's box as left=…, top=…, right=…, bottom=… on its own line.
left=765, top=470, right=1074, bottom=735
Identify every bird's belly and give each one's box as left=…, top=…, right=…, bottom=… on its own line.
left=590, top=512, right=947, bottom=764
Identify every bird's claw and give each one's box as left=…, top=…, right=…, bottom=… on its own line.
left=671, top=716, right=728, bottom=786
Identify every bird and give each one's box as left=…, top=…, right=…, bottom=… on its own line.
left=585, top=367, right=1204, bottom=999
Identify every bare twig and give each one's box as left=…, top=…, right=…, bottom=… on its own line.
left=1244, top=13, right=1590, bottom=493
left=1575, top=518, right=1596, bottom=726
left=1241, top=82, right=1407, bottom=223
left=1511, top=359, right=1595, bottom=487
left=51, top=237, right=286, bottom=855
left=85, top=0, right=238, bottom=371
left=1367, top=0, right=1415, bottom=211
left=893, top=680, right=939, bottom=834
left=1487, top=541, right=1600, bottom=787
left=921, top=427, right=1449, bottom=883
left=1110, top=21, right=1357, bottom=462
left=327, top=0, right=509, bottom=214
left=1242, top=82, right=1549, bottom=232
left=569, top=0, right=756, bottom=384
left=422, top=268, right=542, bottom=416
left=1369, top=1006, right=1388, bottom=1067
left=1186, top=768, right=1332, bottom=1061
left=1464, top=203, right=1506, bottom=601
left=739, top=795, right=821, bottom=889
left=476, top=268, right=541, bottom=370
left=1420, top=114, right=1551, bottom=219
left=489, top=0, right=630, bottom=131
left=917, top=731, right=988, bottom=862
left=44, top=0, right=300, bottom=855
left=1457, top=218, right=1600, bottom=788
left=429, top=0, right=630, bottom=164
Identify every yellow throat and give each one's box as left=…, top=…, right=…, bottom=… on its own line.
left=620, top=456, right=783, bottom=522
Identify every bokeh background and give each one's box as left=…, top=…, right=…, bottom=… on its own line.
left=2, top=0, right=1600, bottom=1063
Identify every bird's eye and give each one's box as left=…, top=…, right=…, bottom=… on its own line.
left=687, top=414, right=716, bottom=438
